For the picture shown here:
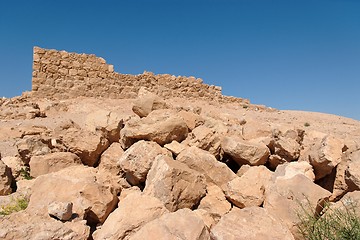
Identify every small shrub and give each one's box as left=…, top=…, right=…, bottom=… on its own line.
left=297, top=198, right=360, bottom=240
left=19, top=167, right=33, bottom=180
left=304, top=122, right=310, bottom=127
left=0, top=196, right=29, bottom=216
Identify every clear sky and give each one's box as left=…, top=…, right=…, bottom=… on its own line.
left=1, top=0, right=359, bottom=120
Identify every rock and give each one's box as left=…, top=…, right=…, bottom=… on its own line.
left=120, top=109, right=188, bottom=149
left=129, top=208, right=210, bottom=240
left=183, top=124, right=227, bottom=159
left=58, top=126, right=110, bottom=166
left=198, top=184, right=231, bottom=222
left=211, top=207, right=295, bottom=240
left=274, top=161, right=315, bottom=181
left=132, top=87, right=171, bottom=118
left=271, top=137, right=300, bottom=162
left=0, top=160, right=14, bottom=196
left=93, top=192, right=168, bottom=240
left=16, top=135, right=51, bottom=164
left=144, top=155, right=206, bottom=211
left=177, top=146, right=236, bottom=189
left=221, top=136, right=270, bottom=166
left=27, top=166, right=118, bottom=225
left=193, top=209, right=217, bottom=229
left=241, top=120, right=272, bottom=140
left=48, top=201, right=73, bottom=221
left=29, top=152, right=82, bottom=178
left=327, top=191, right=360, bottom=218
left=98, top=142, right=124, bottom=175
left=119, top=140, right=171, bottom=185
left=1, top=156, right=22, bottom=179
left=268, top=154, right=286, bottom=170
left=164, top=140, right=187, bottom=156
left=0, top=211, right=89, bottom=240
left=263, top=174, right=331, bottom=236
left=225, top=166, right=273, bottom=208
left=178, top=110, right=204, bottom=131
left=345, top=150, right=360, bottom=191
left=84, top=109, right=124, bottom=142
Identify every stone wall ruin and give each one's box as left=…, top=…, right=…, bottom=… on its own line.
left=32, top=47, right=248, bottom=104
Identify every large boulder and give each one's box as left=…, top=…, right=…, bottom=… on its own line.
left=129, top=208, right=210, bottom=240
left=345, top=150, right=360, bottom=191
left=93, top=192, right=169, bottom=240
left=221, top=136, right=270, bottom=166
left=210, top=207, right=294, bottom=240
left=57, top=125, right=110, bottom=166
left=16, top=135, right=51, bottom=164
left=119, top=140, right=172, bottom=185
left=273, top=161, right=315, bottom=181
left=29, top=152, right=82, bottom=178
left=0, top=160, right=14, bottom=196
left=27, top=166, right=118, bottom=225
left=120, top=109, right=188, bottom=149
left=198, top=184, right=232, bottom=222
left=178, top=110, right=204, bottom=131
left=176, top=146, right=237, bottom=189
left=144, top=155, right=206, bottom=212
left=0, top=211, right=90, bottom=240
left=224, top=166, right=273, bottom=208
left=263, top=174, right=331, bottom=237
left=98, top=142, right=124, bottom=175
left=132, top=87, right=171, bottom=118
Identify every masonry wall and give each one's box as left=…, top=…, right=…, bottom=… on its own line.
left=32, top=47, right=248, bottom=104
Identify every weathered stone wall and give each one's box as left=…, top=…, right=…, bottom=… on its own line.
left=32, top=47, right=248, bottom=104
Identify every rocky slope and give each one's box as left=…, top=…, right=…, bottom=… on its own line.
left=0, top=88, right=360, bottom=239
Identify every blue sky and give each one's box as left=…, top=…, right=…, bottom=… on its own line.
left=1, top=0, right=359, bottom=120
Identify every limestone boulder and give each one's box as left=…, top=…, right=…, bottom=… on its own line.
left=132, top=87, right=171, bottom=118
left=84, top=109, right=125, bottom=142
left=274, top=161, right=315, bottom=181
left=263, top=174, right=331, bottom=236
left=241, top=120, right=273, bottom=140
left=178, top=110, right=204, bottom=131
left=29, top=152, right=82, bottom=178
left=119, top=140, right=171, bottom=185
left=164, top=140, right=187, bottom=156
left=345, top=150, right=360, bottom=191
left=210, top=207, right=294, bottom=240
left=48, top=201, right=73, bottom=221
left=177, top=146, right=236, bottom=189
left=129, top=208, right=210, bottom=240
left=120, top=109, right=188, bottom=149
left=16, top=135, right=51, bottom=164
left=98, top=142, right=124, bottom=175
left=58, top=126, right=110, bottom=166
left=271, top=137, right=300, bottom=162
left=225, top=166, right=273, bottom=208
left=327, top=191, right=360, bottom=218
left=221, top=136, right=270, bottom=166
left=93, top=192, right=168, bottom=240
left=144, top=155, right=206, bottom=211
left=1, top=156, right=22, bottom=179
left=0, top=211, right=89, bottom=240
left=198, top=184, right=232, bottom=222
left=0, top=160, right=14, bottom=196
left=27, top=166, right=118, bottom=225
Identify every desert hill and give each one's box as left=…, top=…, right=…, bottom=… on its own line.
left=0, top=47, right=360, bottom=239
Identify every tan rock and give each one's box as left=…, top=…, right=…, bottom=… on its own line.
left=132, top=87, right=171, bottom=118
left=16, top=135, right=51, bottom=164
left=27, top=166, right=118, bottom=225
left=271, top=137, right=300, bottom=161
left=345, top=150, right=360, bottom=191
left=120, top=109, right=188, bottom=148
left=48, top=201, right=73, bottom=221
left=119, top=140, right=171, bottom=185
left=93, top=192, right=168, bottom=240
left=177, top=146, right=236, bottom=189
left=29, top=152, right=82, bottom=178
left=221, top=136, right=270, bottom=166
left=144, top=155, right=206, bottom=211
left=263, top=174, right=331, bottom=236
left=0, top=160, right=14, bottom=196
left=129, top=208, right=210, bottom=240
left=164, top=140, right=187, bottom=156
left=59, top=126, right=110, bottom=166
left=225, top=166, right=273, bottom=208
left=178, top=110, right=204, bottom=130
left=210, top=207, right=294, bottom=240
left=193, top=209, right=217, bottom=229
left=198, top=184, right=231, bottom=222
left=241, top=120, right=272, bottom=140
left=0, top=211, right=89, bottom=240
left=274, top=161, right=315, bottom=181
left=98, top=142, right=124, bottom=175
left=268, top=154, right=286, bottom=170
left=1, top=156, right=22, bottom=179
